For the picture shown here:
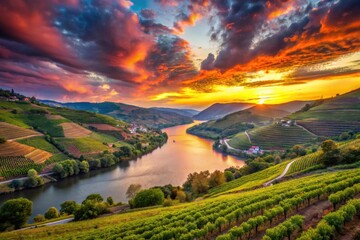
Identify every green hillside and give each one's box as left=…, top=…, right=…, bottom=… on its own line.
left=187, top=105, right=288, bottom=139
left=2, top=168, right=360, bottom=239
left=290, top=88, right=360, bottom=136
left=0, top=100, right=167, bottom=179
left=41, top=101, right=193, bottom=129
left=228, top=124, right=316, bottom=150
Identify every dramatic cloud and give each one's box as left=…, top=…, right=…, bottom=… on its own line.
left=0, top=0, right=359, bottom=107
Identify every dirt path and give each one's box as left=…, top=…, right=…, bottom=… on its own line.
left=245, top=130, right=252, bottom=143
left=295, top=122, right=317, bottom=136
left=339, top=216, right=360, bottom=240
left=253, top=198, right=332, bottom=240
left=263, top=160, right=296, bottom=186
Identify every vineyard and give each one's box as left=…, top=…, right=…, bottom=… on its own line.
left=207, top=160, right=290, bottom=196
left=297, top=120, right=360, bottom=137
left=228, top=124, right=316, bottom=150
left=59, top=122, right=92, bottom=138
left=55, top=137, right=109, bottom=158
left=2, top=168, right=360, bottom=239
left=0, top=122, right=41, bottom=140
left=0, top=156, right=43, bottom=179
left=0, top=141, right=52, bottom=168
left=287, top=139, right=360, bottom=175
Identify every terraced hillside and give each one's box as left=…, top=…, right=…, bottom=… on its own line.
left=2, top=168, right=360, bottom=239
left=59, top=122, right=92, bottom=138
left=297, top=120, right=360, bottom=137
left=187, top=105, right=289, bottom=139
left=228, top=124, right=316, bottom=150
left=0, top=141, right=52, bottom=164
left=0, top=99, right=168, bottom=179
left=0, top=122, right=42, bottom=140
left=290, top=88, right=360, bottom=136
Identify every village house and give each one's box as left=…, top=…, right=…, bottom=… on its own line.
left=8, top=96, right=18, bottom=102
left=246, top=146, right=262, bottom=154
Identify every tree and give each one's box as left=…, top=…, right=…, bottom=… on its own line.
left=33, top=214, right=45, bottom=223
left=83, top=193, right=103, bottom=204
left=224, top=171, right=234, bottom=182
left=209, top=170, right=226, bottom=188
left=24, top=169, right=43, bottom=188
left=10, top=179, right=23, bottom=189
left=0, top=198, right=32, bottom=230
left=80, top=161, right=90, bottom=173
left=60, top=201, right=79, bottom=215
left=321, top=140, right=337, bottom=153
left=53, top=163, right=65, bottom=178
left=320, top=140, right=341, bottom=166
left=191, top=171, right=210, bottom=194
left=74, top=201, right=108, bottom=221
left=106, top=196, right=114, bottom=205
left=0, top=137, right=5, bottom=144
left=133, top=188, right=164, bottom=208
left=44, top=207, right=59, bottom=219
left=175, top=190, right=186, bottom=203
left=126, top=184, right=142, bottom=199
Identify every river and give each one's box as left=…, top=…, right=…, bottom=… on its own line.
left=0, top=122, right=245, bottom=221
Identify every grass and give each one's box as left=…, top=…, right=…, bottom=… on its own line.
left=56, top=137, right=109, bottom=157
left=17, top=137, right=59, bottom=154
left=89, top=132, right=119, bottom=143
left=50, top=107, right=123, bottom=126
left=229, top=124, right=316, bottom=150
left=46, top=153, right=69, bottom=164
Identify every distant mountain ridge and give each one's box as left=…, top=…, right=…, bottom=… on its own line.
left=193, top=100, right=312, bottom=121
left=193, top=102, right=253, bottom=120
left=40, top=100, right=193, bottom=129
left=150, top=107, right=199, bottom=117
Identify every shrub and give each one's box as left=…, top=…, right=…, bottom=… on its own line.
left=44, top=207, right=59, bottom=219
left=33, top=214, right=46, bottom=223
left=133, top=188, right=164, bottom=208
left=60, top=201, right=79, bottom=215
left=83, top=194, right=103, bottom=204
left=106, top=197, right=114, bottom=205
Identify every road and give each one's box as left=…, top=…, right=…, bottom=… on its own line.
left=0, top=172, right=54, bottom=184
left=17, top=217, right=74, bottom=231
left=263, top=160, right=296, bottom=186
left=221, top=139, right=241, bottom=152
left=244, top=130, right=252, bottom=143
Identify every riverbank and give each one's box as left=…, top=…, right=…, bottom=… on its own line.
left=0, top=123, right=244, bottom=220
left=0, top=140, right=168, bottom=195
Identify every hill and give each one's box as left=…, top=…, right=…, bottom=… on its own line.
left=187, top=105, right=289, bottom=139
left=40, top=101, right=193, bottom=129
left=193, top=102, right=253, bottom=120
left=0, top=98, right=168, bottom=180
left=228, top=124, right=316, bottom=150
left=2, top=167, right=360, bottom=239
left=290, top=88, right=360, bottom=136
left=150, top=107, right=199, bottom=118
left=269, top=100, right=313, bottom=113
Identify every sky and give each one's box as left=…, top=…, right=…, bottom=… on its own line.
left=0, top=0, right=359, bottom=109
